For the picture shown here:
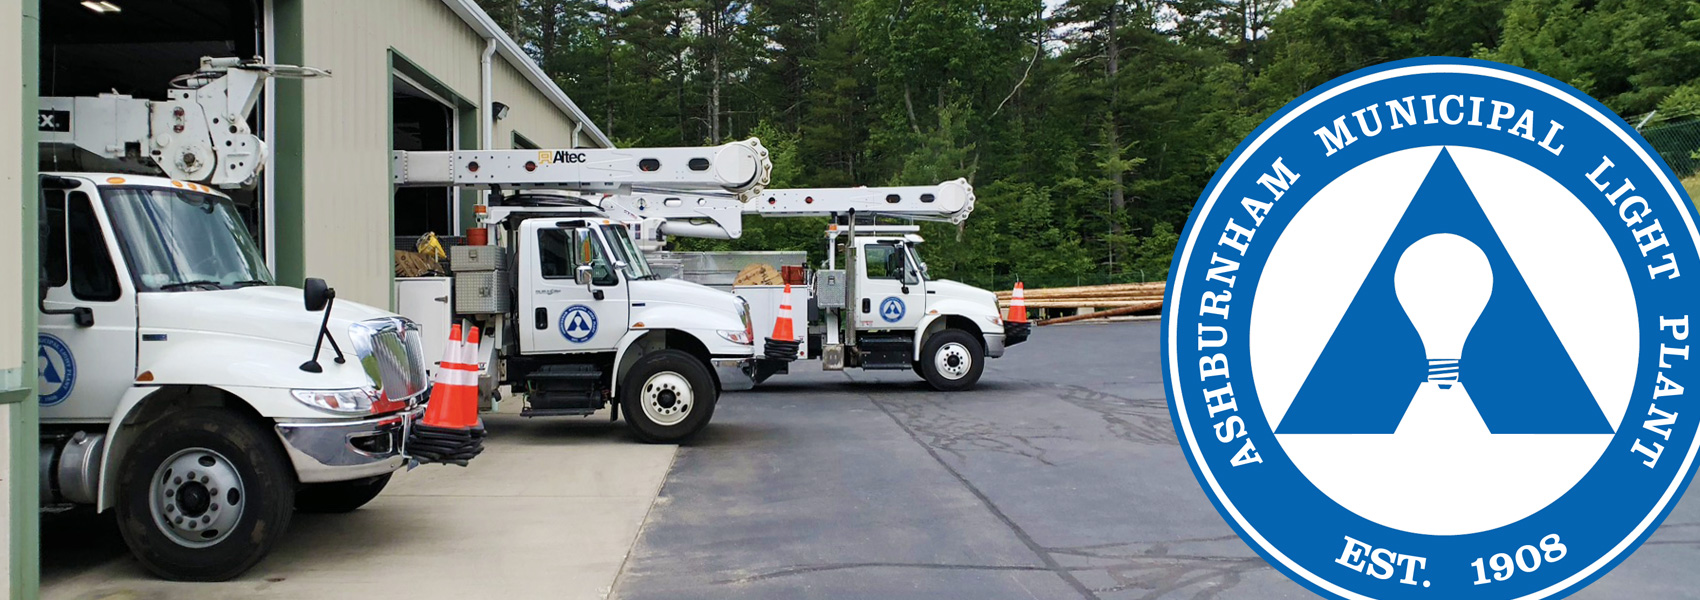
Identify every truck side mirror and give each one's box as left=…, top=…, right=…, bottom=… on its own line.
left=303, top=277, right=331, bottom=311
left=299, top=277, right=345, bottom=372
left=575, top=265, right=605, bottom=300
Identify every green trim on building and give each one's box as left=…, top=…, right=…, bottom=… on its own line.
left=387, top=52, right=396, bottom=310
left=513, top=131, right=540, bottom=150
left=271, top=0, right=307, bottom=287
left=15, top=1, right=42, bottom=597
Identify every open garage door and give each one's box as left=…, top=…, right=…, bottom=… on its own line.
left=39, top=0, right=268, bottom=249
left=392, top=73, right=459, bottom=238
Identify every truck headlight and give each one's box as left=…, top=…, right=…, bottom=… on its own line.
left=718, top=330, right=754, bottom=345
left=291, top=387, right=381, bottom=414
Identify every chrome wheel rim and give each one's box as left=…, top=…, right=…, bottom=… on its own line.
left=149, top=447, right=245, bottom=548
left=641, top=371, right=693, bottom=426
left=934, top=342, right=972, bottom=380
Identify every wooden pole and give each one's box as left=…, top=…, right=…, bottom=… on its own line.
left=1035, top=301, right=1163, bottom=326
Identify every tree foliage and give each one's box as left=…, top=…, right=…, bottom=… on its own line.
left=478, top=0, right=1698, bottom=288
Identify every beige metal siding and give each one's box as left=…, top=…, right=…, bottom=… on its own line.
left=492, top=59, right=606, bottom=150
left=295, top=0, right=595, bottom=308
left=0, top=0, right=22, bottom=579
left=1, top=2, right=23, bottom=372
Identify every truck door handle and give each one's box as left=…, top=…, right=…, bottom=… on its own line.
left=434, top=296, right=449, bottom=303
left=861, top=298, right=871, bottom=313
left=535, top=307, right=547, bottom=329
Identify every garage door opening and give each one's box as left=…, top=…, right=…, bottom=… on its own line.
left=393, top=74, right=458, bottom=238
left=39, top=0, right=267, bottom=247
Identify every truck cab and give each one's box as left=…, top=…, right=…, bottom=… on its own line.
left=469, top=201, right=756, bottom=442
left=826, top=226, right=1015, bottom=389
left=38, top=172, right=434, bottom=580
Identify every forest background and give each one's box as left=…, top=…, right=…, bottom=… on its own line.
left=476, top=0, right=1700, bottom=289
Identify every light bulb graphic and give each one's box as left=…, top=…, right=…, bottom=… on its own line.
left=1393, top=233, right=1493, bottom=434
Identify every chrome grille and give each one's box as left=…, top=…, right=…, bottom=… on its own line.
left=350, top=318, right=429, bottom=403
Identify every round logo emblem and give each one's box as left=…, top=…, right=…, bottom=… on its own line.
left=559, top=305, right=599, bottom=343
left=879, top=297, right=905, bottom=323
left=1163, top=57, right=1700, bottom=599
left=38, top=333, right=76, bottom=407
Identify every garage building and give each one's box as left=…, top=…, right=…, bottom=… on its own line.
left=2, top=0, right=610, bottom=595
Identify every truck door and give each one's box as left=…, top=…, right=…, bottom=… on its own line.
left=856, top=239, right=925, bottom=331
left=38, top=181, right=139, bottom=421
left=523, top=222, right=630, bottom=354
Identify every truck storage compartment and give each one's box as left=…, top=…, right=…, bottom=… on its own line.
left=450, top=245, right=509, bottom=271
left=857, top=334, right=914, bottom=370
left=521, top=364, right=607, bottom=416
left=454, top=271, right=512, bottom=314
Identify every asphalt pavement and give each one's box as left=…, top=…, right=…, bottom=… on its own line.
left=37, top=320, right=1700, bottom=599
left=611, top=320, right=1700, bottom=600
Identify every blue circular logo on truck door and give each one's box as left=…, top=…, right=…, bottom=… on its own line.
left=879, top=297, right=905, bottom=323
left=559, top=305, right=598, bottom=343
left=38, top=334, right=76, bottom=407
left=1163, top=57, right=1700, bottom=600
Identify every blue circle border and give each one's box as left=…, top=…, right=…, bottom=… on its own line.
left=1160, top=56, right=1700, bottom=600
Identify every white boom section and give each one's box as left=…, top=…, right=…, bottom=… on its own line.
left=391, top=139, right=773, bottom=198
left=39, top=56, right=330, bottom=189
left=598, top=178, right=975, bottom=241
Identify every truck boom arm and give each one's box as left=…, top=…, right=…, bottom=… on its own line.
left=391, top=139, right=773, bottom=198
left=596, top=178, right=975, bottom=241
left=39, top=56, right=329, bottom=189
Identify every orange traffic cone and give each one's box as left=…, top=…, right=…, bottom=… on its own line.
left=422, top=323, right=464, bottom=427
left=412, top=324, right=487, bottom=465
left=764, top=284, right=801, bottom=362
left=1004, top=281, right=1032, bottom=346
left=773, top=283, right=795, bottom=341
left=442, top=326, right=482, bottom=429
left=1006, top=282, right=1029, bottom=324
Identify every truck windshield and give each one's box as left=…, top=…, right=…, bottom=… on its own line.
left=102, top=186, right=274, bottom=291
left=600, top=224, right=655, bottom=280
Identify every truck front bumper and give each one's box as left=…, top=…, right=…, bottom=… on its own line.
left=984, top=332, right=1008, bottom=359
left=275, top=407, right=421, bottom=483
left=713, top=357, right=757, bottom=391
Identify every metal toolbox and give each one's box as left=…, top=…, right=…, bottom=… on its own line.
left=814, top=270, right=847, bottom=308
left=451, top=245, right=508, bottom=272
left=454, top=270, right=511, bottom=314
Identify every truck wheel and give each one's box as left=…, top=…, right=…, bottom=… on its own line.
left=115, top=408, right=295, bottom=581
left=621, top=349, right=717, bottom=443
left=920, top=329, right=985, bottom=391
left=296, top=474, right=391, bottom=513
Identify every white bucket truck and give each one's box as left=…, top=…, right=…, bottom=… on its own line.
left=595, top=181, right=1030, bottom=391
left=389, top=140, right=771, bottom=442
left=36, top=58, right=456, bottom=580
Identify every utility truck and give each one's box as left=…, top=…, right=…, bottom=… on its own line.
left=35, top=57, right=455, bottom=580
left=593, top=181, right=1029, bottom=391
left=389, top=140, right=771, bottom=442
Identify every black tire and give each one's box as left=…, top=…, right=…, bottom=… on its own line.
left=621, top=349, right=717, bottom=443
left=920, top=329, right=986, bottom=391
left=296, top=474, right=391, bottom=513
left=115, top=408, right=295, bottom=581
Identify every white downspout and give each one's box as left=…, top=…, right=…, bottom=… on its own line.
left=263, top=0, right=278, bottom=272
left=479, top=38, right=496, bottom=209
left=481, top=39, right=495, bottom=150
